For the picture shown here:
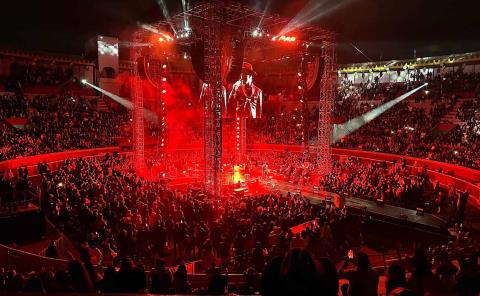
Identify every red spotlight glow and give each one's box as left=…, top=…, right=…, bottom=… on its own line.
left=158, top=33, right=174, bottom=43
left=274, top=35, right=297, bottom=43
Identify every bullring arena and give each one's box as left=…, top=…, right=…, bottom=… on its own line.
left=1, top=0, right=480, bottom=295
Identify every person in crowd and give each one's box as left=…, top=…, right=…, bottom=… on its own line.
left=338, top=251, right=379, bottom=296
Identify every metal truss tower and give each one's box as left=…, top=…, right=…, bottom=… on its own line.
left=131, top=34, right=146, bottom=172
left=317, top=40, right=336, bottom=177
left=202, top=1, right=223, bottom=196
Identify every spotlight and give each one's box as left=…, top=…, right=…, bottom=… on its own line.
left=162, top=64, right=167, bottom=69
left=176, top=27, right=192, bottom=39
left=275, top=35, right=297, bottom=43
left=162, top=77, right=167, bottom=82
left=251, top=27, right=267, bottom=38
left=81, top=79, right=87, bottom=84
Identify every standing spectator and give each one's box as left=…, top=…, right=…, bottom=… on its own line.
left=339, top=252, right=379, bottom=296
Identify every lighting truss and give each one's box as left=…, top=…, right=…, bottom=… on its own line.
left=133, top=0, right=336, bottom=191
left=131, top=32, right=146, bottom=173
left=201, top=1, right=223, bottom=196
left=317, top=40, right=336, bottom=177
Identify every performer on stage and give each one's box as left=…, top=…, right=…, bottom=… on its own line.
left=227, top=62, right=263, bottom=118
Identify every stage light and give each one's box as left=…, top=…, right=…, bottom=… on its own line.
left=162, top=77, right=167, bottom=82
left=81, top=79, right=87, bottom=84
left=298, top=72, right=302, bottom=77
left=162, top=64, right=167, bottom=69
left=274, top=35, right=297, bottom=43
left=158, top=33, right=174, bottom=43
left=298, top=85, right=303, bottom=90
left=162, top=89, right=167, bottom=94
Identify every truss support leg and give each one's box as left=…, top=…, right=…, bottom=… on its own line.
left=317, top=40, right=336, bottom=177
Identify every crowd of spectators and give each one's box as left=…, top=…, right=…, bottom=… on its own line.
left=248, top=71, right=480, bottom=169
left=0, top=94, right=128, bottom=161
left=321, top=157, right=469, bottom=221
left=4, top=62, right=75, bottom=92
left=41, top=154, right=350, bottom=271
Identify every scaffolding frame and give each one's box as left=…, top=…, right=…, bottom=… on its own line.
left=201, top=1, right=224, bottom=195
left=317, top=40, right=336, bottom=176
left=133, top=0, right=336, bottom=192
left=131, top=33, right=145, bottom=172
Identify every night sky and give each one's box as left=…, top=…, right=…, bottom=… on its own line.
left=1, top=0, right=479, bottom=63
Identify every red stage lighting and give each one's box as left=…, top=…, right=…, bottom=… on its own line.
left=274, top=35, right=297, bottom=43
left=158, top=33, right=174, bottom=43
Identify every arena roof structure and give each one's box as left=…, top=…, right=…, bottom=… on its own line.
left=338, top=51, right=480, bottom=74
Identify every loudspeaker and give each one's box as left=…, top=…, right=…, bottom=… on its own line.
left=190, top=40, right=205, bottom=81
left=226, top=38, right=245, bottom=84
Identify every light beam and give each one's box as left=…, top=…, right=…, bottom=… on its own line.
left=278, top=0, right=356, bottom=36
left=332, top=83, right=428, bottom=143
left=155, top=0, right=177, bottom=34
left=82, top=81, right=158, bottom=123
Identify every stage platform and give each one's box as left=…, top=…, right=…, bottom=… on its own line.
left=264, top=179, right=448, bottom=234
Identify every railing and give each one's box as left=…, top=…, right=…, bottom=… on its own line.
left=0, top=147, right=121, bottom=176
